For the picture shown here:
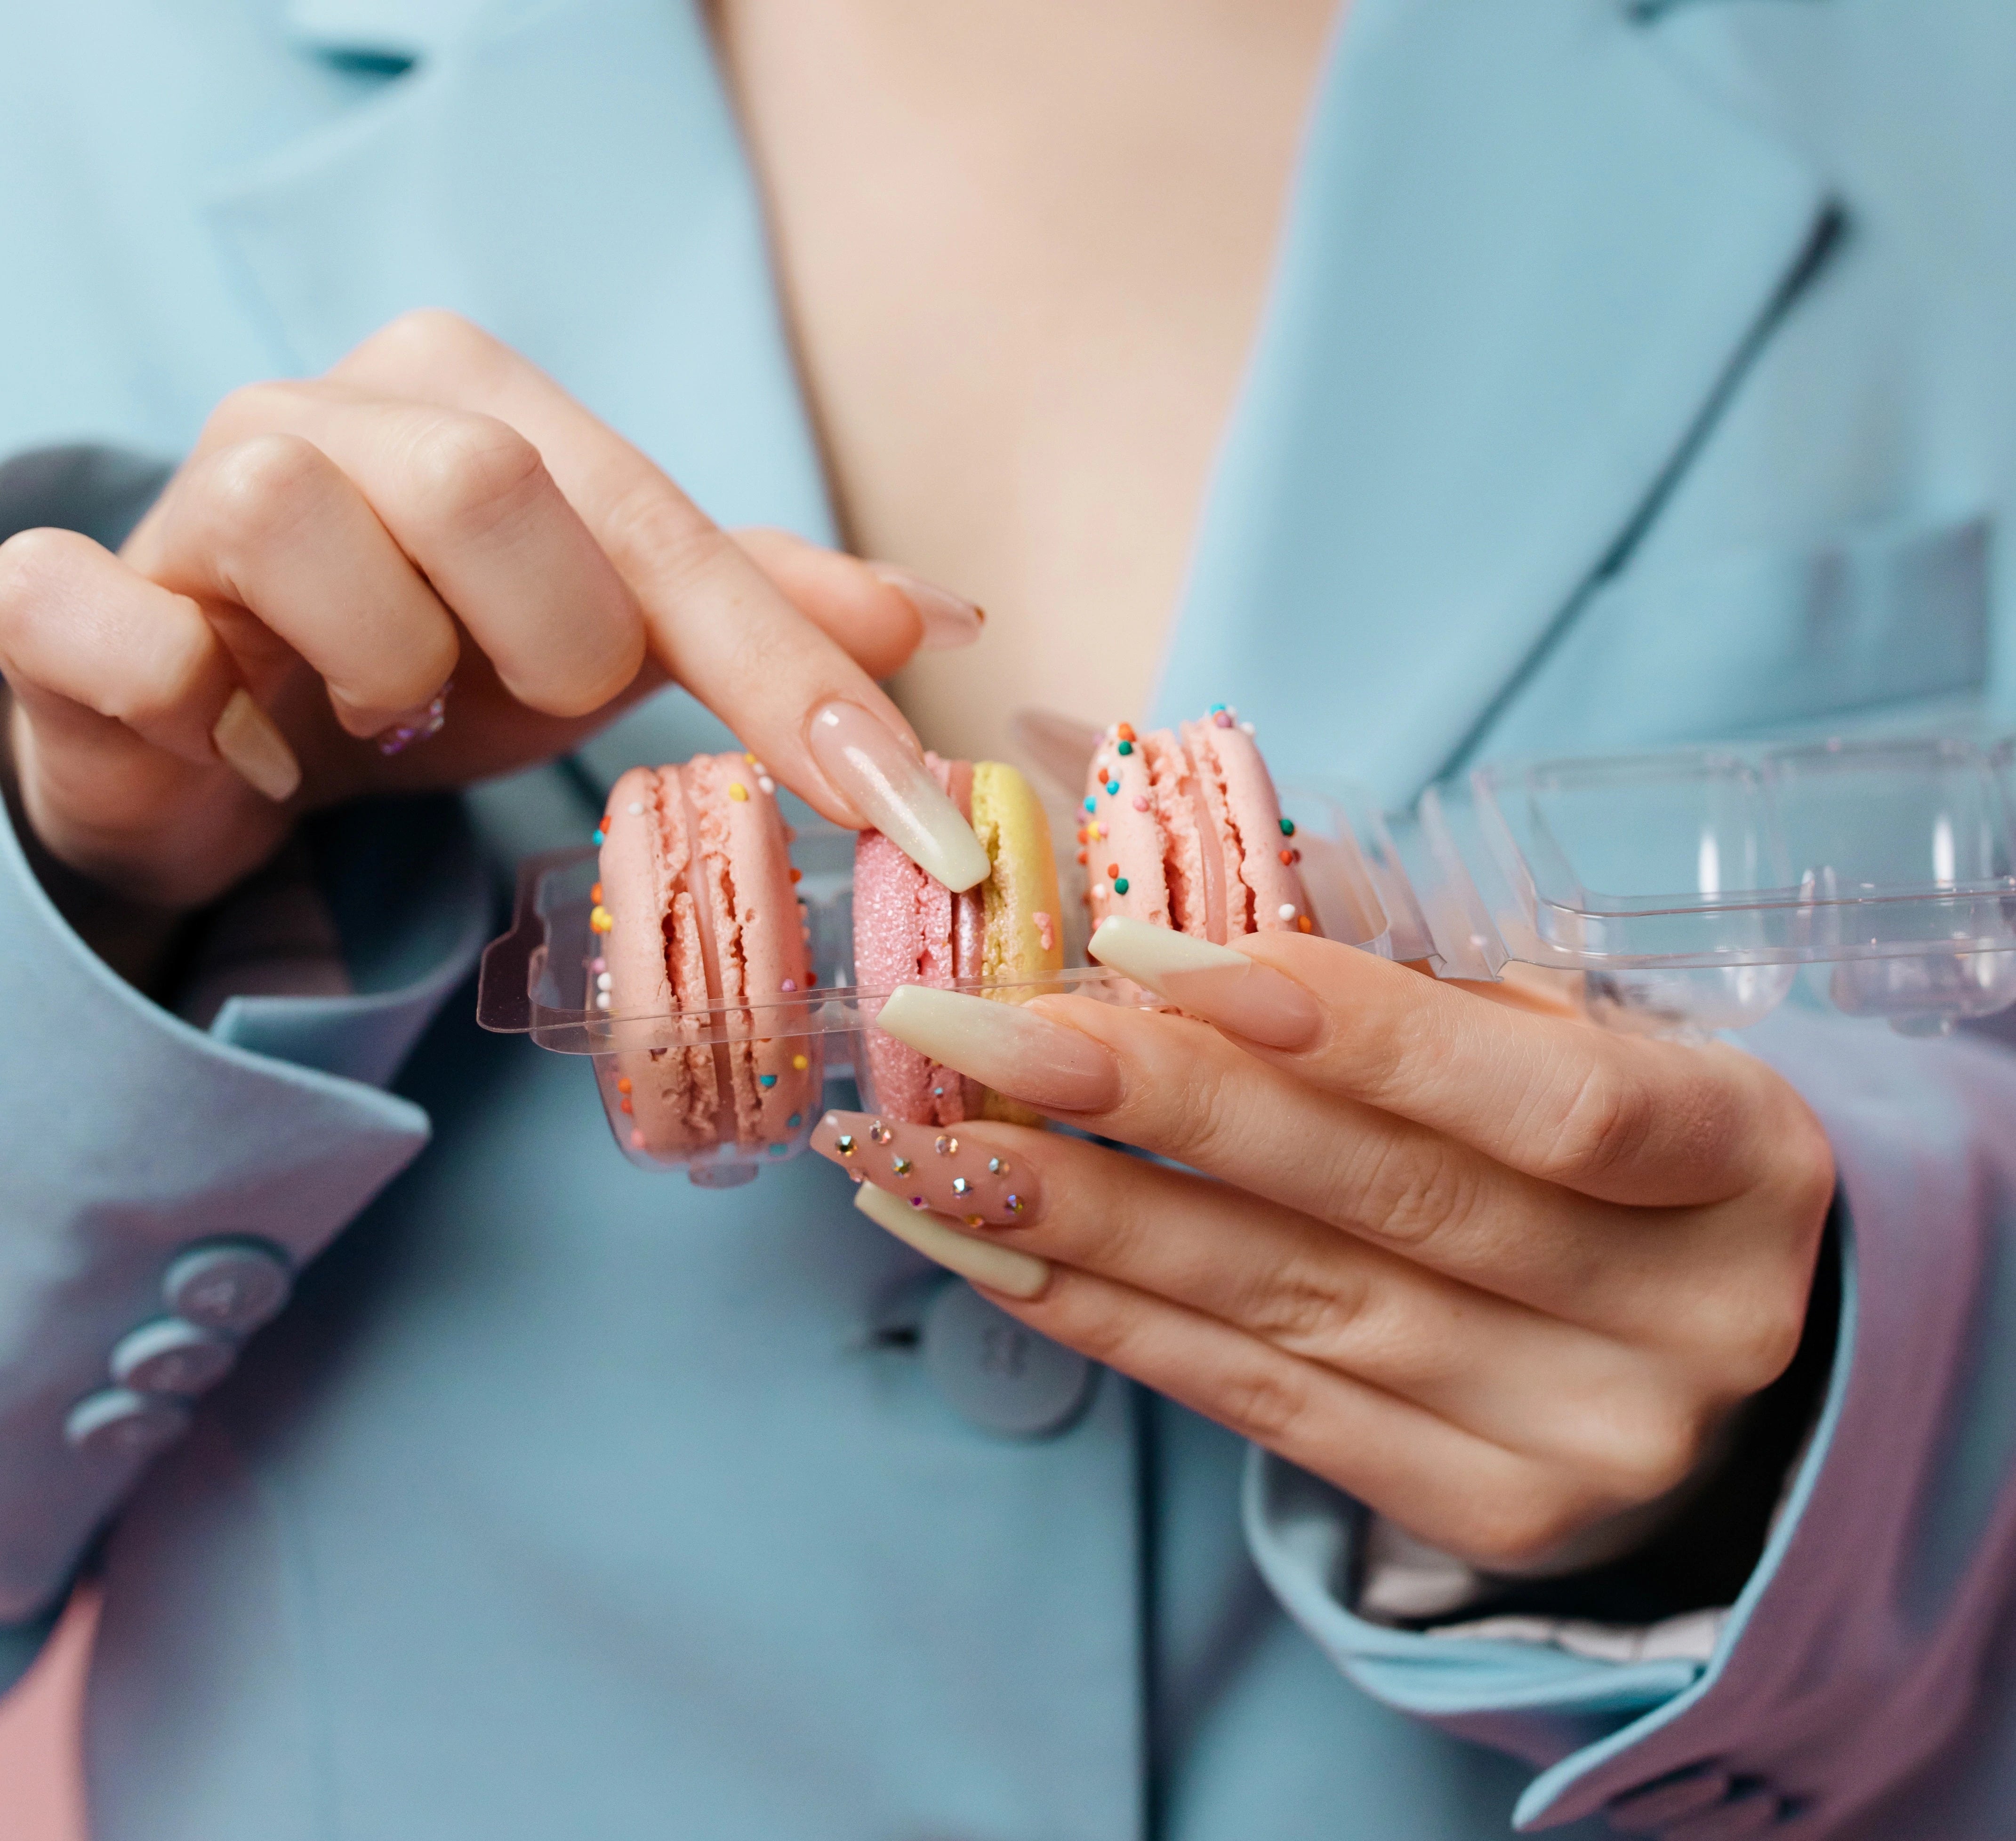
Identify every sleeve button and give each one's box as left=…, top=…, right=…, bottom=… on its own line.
left=109, top=1318, right=237, bottom=1396
left=64, top=1388, right=192, bottom=1461
left=162, top=1241, right=292, bottom=1334
left=920, top=1281, right=1094, bottom=1438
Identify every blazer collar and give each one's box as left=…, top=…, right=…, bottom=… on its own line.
left=1154, top=0, right=1835, bottom=804
left=209, top=0, right=833, bottom=547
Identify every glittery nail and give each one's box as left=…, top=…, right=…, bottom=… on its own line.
left=810, top=1109, right=1036, bottom=1225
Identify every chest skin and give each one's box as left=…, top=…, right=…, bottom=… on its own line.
left=707, top=0, right=1340, bottom=762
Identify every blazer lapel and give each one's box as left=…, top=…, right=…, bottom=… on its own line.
left=206, top=0, right=833, bottom=543
left=1156, top=0, right=1835, bottom=805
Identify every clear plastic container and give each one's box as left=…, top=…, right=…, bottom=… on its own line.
left=477, top=731, right=2016, bottom=1179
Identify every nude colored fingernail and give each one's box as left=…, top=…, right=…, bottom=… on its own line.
left=852, top=1181, right=1050, bottom=1299
left=867, top=564, right=985, bottom=650
left=211, top=688, right=301, bottom=802
left=1090, top=916, right=1320, bottom=1050
left=813, top=1109, right=1035, bottom=1225
left=807, top=700, right=990, bottom=891
left=874, top=986, right=1119, bottom=1113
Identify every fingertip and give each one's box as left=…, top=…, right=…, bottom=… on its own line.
left=865, top=563, right=984, bottom=651
left=211, top=687, right=302, bottom=802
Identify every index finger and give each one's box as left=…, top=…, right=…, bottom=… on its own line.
left=1088, top=919, right=1793, bottom=1207
left=329, top=312, right=987, bottom=887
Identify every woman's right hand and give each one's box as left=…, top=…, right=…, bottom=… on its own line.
left=0, top=310, right=983, bottom=912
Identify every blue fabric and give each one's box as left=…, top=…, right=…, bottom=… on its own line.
left=3, top=0, right=2016, bottom=1835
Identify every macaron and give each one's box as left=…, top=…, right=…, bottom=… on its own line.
left=596, top=754, right=816, bottom=1161
left=1078, top=706, right=1317, bottom=941
left=854, top=755, right=1064, bottom=1126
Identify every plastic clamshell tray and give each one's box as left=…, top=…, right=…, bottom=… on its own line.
left=475, top=788, right=1394, bottom=1182
left=476, top=732, right=2016, bottom=1180
left=1378, top=735, right=2016, bottom=1036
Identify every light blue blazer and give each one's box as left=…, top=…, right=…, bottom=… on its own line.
left=4, top=2, right=2016, bottom=1836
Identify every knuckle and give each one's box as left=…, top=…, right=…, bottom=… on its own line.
left=352, top=308, right=498, bottom=378
left=401, top=413, right=549, bottom=541
left=1211, top=1359, right=1310, bottom=1448
left=197, top=432, right=333, bottom=561
left=1535, top=1060, right=1652, bottom=1185
left=1767, top=1100, right=1839, bottom=1226
left=1249, top=1260, right=1374, bottom=1353
left=1340, top=1131, right=1472, bottom=1249
left=203, top=378, right=319, bottom=445
left=1449, top=1484, right=1589, bottom=1573
left=1703, top=1281, right=1809, bottom=1395
left=1588, top=1397, right=1715, bottom=1504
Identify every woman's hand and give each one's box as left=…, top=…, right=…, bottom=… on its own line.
left=0, top=310, right=982, bottom=911
left=820, top=920, right=1835, bottom=1575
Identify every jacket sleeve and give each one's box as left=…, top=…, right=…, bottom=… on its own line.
left=0, top=787, right=490, bottom=1676
left=1246, top=1003, right=2016, bottom=1836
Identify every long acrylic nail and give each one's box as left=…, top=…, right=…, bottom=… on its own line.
left=813, top=1110, right=1036, bottom=1225
left=875, top=986, right=1119, bottom=1113
left=852, top=1181, right=1050, bottom=1299
left=867, top=564, right=985, bottom=650
left=211, top=688, right=302, bottom=802
left=1089, top=917, right=1320, bottom=1050
left=807, top=700, right=990, bottom=890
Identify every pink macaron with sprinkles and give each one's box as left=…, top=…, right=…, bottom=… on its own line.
left=853, top=753, right=1064, bottom=1127
left=1077, top=705, right=1318, bottom=942
left=594, top=752, right=817, bottom=1162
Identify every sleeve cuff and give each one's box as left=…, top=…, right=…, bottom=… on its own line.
left=1245, top=1009, right=1878, bottom=1830
left=0, top=792, right=487, bottom=1618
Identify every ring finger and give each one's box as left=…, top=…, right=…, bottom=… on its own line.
left=813, top=1111, right=1672, bottom=1472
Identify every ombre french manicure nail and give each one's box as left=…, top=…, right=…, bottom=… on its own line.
left=211, top=688, right=302, bottom=802
left=874, top=985, right=1120, bottom=1113
left=852, top=1180, right=1050, bottom=1299
left=812, top=1109, right=1036, bottom=1226
left=1089, top=916, right=1321, bottom=1050
left=806, top=700, right=990, bottom=890
left=867, top=564, right=986, bottom=650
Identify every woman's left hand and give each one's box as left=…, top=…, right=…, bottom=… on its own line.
left=815, top=919, right=1835, bottom=1574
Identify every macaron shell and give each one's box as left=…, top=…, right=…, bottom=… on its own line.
left=597, top=766, right=715, bottom=1155
left=685, top=753, right=817, bottom=1145
left=852, top=827, right=949, bottom=1125
left=970, top=760, right=1064, bottom=1128
left=1079, top=732, right=1168, bottom=936
left=1181, top=719, right=1313, bottom=934
left=852, top=755, right=976, bottom=1126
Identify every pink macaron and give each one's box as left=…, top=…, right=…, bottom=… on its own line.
left=852, top=756, right=984, bottom=1127
left=1079, top=706, right=1317, bottom=942
left=852, top=753, right=1066, bottom=1128
left=595, top=754, right=817, bottom=1161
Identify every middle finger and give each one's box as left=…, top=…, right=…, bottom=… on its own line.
left=142, top=380, right=647, bottom=720
left=870, top=984, right=1710, bottom=1332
